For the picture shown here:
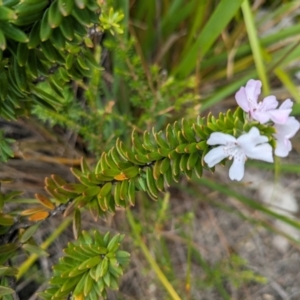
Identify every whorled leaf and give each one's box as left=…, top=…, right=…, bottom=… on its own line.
left=0, top=0, right=107, bottom=121
left=39, top=230, right=130, bottom=300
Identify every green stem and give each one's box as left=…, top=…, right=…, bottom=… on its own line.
left=126, top=209, right=181, bottom=300
left=241, top=0, right=269, bottom=95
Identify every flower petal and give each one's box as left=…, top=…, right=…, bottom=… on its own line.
left=275, top=138, right=291, bottom=157
left=260, top=95, right=278, bottom=111
left=244, top=144, right=274, bottom=162
left=207, top=132, right=236, bottom=145
left=235, top=87, right=251, bottom=112
left=204, top=146, right=228, bottom=167
left=235, top=80, right=261, bottom=113
left=275, top=117, right=300, bottom=140
left=268, top=109, right=292, bottom=124
left=252, top=95, right=279, bottom=123
left=237, top=127, right=268, bottom=148
left=229, top=157, right=245, bottom=181
left=246, top=79, right=261, bottom=92
left=274, top=117, right=300, bottom=157
left=251, top=111, right=270, bottom=124
left=279, top=99, right=293, bottom=110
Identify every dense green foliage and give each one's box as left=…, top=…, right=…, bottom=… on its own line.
left=39, top=231, right=130, bottom=300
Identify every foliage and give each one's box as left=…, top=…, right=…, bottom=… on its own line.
left=0, top=130, right=14, bottom=162
left=0, top=0, right=101, bottom=120
left=39, top=231, right=130, bottom=300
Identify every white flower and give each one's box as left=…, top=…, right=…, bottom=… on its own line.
left=204, top=127, right=273, bottom=181
left=274, top=117, right=300, bottom=157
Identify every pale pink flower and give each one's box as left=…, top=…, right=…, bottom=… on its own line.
left=235, top=79, right=292, bottom=124
left=268, top=99, right=293, bottom=124
left=274, top=117, right=300, bottom=157
left=204, top=127, right=273, bottom=181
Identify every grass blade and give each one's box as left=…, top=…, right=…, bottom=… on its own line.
left=241, top=0, right=269, bottom=95
left=174, top=0, right=244, bottom=78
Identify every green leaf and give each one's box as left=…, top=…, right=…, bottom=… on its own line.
left=13, top=58, right=27, bottom=91
left=132, top=129, right=148, bottom=155
left=165, top=124, right=177, bottom=148
left=80, top=157, right=90, bottom=174
left=0, top=213, right=14, bottom=226
left=1, top=22, right=28, bottom=43
left=96, top=258, right=108, bottom=280
left=122, top=166, right=140, bottom=178
left=174, top=0, right=244, bottom=77
left=163, top=164, right=172, bottom=185
left=16, top=42, right=29, bottom=67
left=153, top=130, right=169, bottom=149
left=22, top=244, right=49, bottom=257
left=120, top=180, right=129, bottom=201
left=50, top=27, right=66, bottom=50
left=60, top=276, right=79, bottom=293
left=103, top=271, right=110, bottom=287
left=99, top=182, right=112, bottom=198
left=40, top=9, right=52, bottom=41
left=28, top=21, right=40, bottom=49
left=107, top=234, right=120, bottom=252
left=0, top=266, right=18, bottom=277
left=48, top=0, right=63, bottom=28
left=145, top=167, right=159, bottom=199
left=187, top=152, right=200, bottom=170
left=62, top=183, right=86, bottom=193
left=40, top=40, right=64, bottom=63
left=101, top=169, right=120, bottom=177
left=0, top=243, right=19, bottom=255
left=3, top=191, right=23, bottom=201
left=68, top=267, right=86, bottom=278
left=73, top=272, right=88, bottom=296
left=81, top=230, right=93, bottom=244
left=60, top=16, right=74, bottom=40
left=159, top=157, right=170, bottom=174
left=58, top=0, right=74, bottom=16
left=71, top=6, right=91, bottom=27
left=104, top=152, right=119, bottom=170
left=75, top=0, right=87, bottom=9
left=73, top=209, right=81, bottom=240
left=113, top=182, right=121, bottom=206
left=0, top=29, right=6, bottom=50
left=0, top=286, right=14, bottom=296
left=103, top=232, right=110, bottom=247
left=20, top=222, right=41, bottom=243
left=83, top=186, right=100, bottom=197
left=31, top=85, right=64, bottom=108
left=127, top=180, right=136, bottom=206
left=108, top=261, right=123, bottom=277
left=0, top=6, right=17, bottom=21
left=79, top=256, right=101, bottom=271
left=14, top=1, right=48, bottom=15
left=115, top=250, right=130, bottom=259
